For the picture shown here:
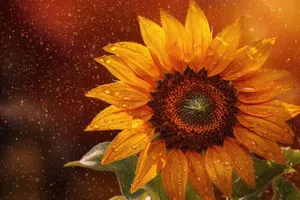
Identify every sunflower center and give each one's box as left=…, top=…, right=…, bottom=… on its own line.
left=148, top=67, right=238, bottom=151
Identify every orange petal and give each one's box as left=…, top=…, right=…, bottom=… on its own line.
left=221, top=37, right=276, bottom=80
left=85, top=82, right=150, bottom=109
left=204, top=17, right=243, bottom=77
left=234, top=124, right=285, bottom=164
left=236, top=113, right=293, bottom=144
left=85, top=105, right=153, bottom=131
left=103, top=42, right=160, bottom=83
left=205, top=146, right=233, bottom=197
left=162, top=149, right=188, bottom=200
left=101, top=123, right=154, bottom=164
left=224, top=138, right=255, bottom=188
left=232, top=68, right=291, bottom=92
left=185, top=0, right=212, bottom=72
left=263, top=115, right=294, bottom=138
left=160, top=9, right=191, bottom=72
left=236, top=100, right=291, bottom=118
left=95, top=55, right=153, bottom=91
left=281, top=102, right=300, bottom=118
left=185, top=151, right=215, bottom=200
left=138, top=16, right=172, bottom=72
left=237, top=82, right=294, bottom=104
left=131, top=140, right=166, bottom=193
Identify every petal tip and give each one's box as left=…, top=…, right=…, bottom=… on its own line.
left=270, top=36, right=276, bottom=44
left=130, top=186, right=138, bottom=194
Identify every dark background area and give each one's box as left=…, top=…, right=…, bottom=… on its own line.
left=1, top=0, right=300, bottom=199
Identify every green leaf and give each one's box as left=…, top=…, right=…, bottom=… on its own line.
left=64, top=142, right=145, bottom=199
left=231, top=158, right=295, bottom=199
left=282, top=147, right=300, bottom=167
left=64, top=142, right=114, bottom=171
left=272, top=178, right=300, bottom=200
left=109, top=196, right=126, bottom=200
left=145, top=175, right=168, bottom=200
left=185, top=183, right=202, bottom=200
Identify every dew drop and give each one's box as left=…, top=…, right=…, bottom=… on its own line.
left=122, top=96, right=131, bottom=100
left=224, top=162, right=231, bottom=170
left=250, top=141, right=257, bottom=149
left=243, top=87, right=255, bottom=92
left=204, top=187, right=209, bottom=193
left=110, top=46, right=117, bottom=51
left=206, top=47, right=215, bottom=56
left=104, top=90, right=110, bottom=94
left=193, top=44, right=201, bottom=54
left=105, top=59, right=111, bottom=64
left=253, top=122, right=258, bottom=127
left=214, top=159, right=221, bottom=163
left=93, top=125, right=99, bottom=129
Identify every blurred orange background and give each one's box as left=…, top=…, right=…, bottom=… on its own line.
left=1, top=0, right=300, bottom=199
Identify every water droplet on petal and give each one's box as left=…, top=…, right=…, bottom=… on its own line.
left=104, top=90, right=110, bottom=94
left=250, top=141, right=258, bottom=149
left=204, top=187, right=209, bottom=193
left=122, top=96, right=130, bottom=100
left=243, top=87, right=255, bottom=92
left=110, top=46, right=117, bottom=51
left=93, top=125, right=99, bottom=129
left=224, top=161, right=231, bottom=170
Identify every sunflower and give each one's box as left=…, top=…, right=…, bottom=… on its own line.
left=85, top=1, right=300, bottom=199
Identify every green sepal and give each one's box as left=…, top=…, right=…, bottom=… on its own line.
left=272, top=178, right=300, bottom=200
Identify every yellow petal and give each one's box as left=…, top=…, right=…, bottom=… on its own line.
left=85, top=105, right=153, bottom=131
left=232, top=68, right=291, bottom=92
left=205, top=146, right=233, bottom=197
left=95, top=55, right=153, bottom=91
left=101, top=123, right=154, bottom=164
left=162, top=149, right=188, bottom=200
left=204, top=17, right=243, bottom=77
left=138, top=16, right=172, bottom=72
left=224, top=138, right=255, bottom=188
left=103, top=42, right=160, bottom=83
left=185, top=0, right=212, bottom=72
left=160, top=9, right=191, bottom=72
left=131, top=140, right=166, bottom=193
left=237, top=82, right=294, bottom=104
left=234, top=124, right=285, bottom=164
left=185, top=151, right=215, bottom=200
left=221, top=37, right=276, bottom=80
left=85, top=82, right=150, bottom=109
left=236, top=113, right=293, bottom=144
